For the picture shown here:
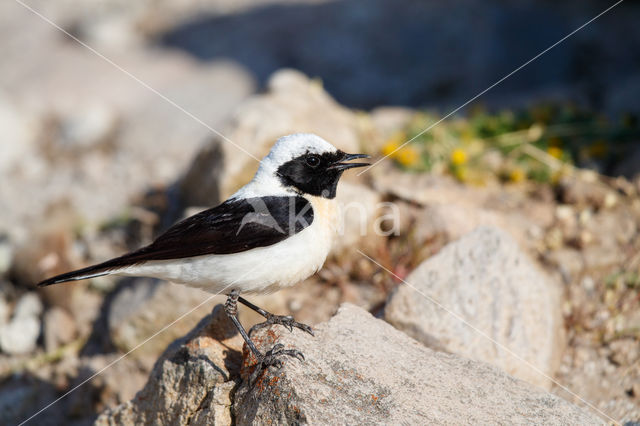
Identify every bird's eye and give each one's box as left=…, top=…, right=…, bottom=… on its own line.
left=305, top=155, right=320, bottom=167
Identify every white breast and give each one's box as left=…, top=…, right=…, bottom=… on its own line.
left=118, top=195, right=338, bottom=295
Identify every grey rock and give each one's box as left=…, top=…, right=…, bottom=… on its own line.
left=0, top=292, right=43, bottom=354
left=13, top=292, right=43, bottom=319
left=0, top=315, right=40, bottom=355
left=55, top=105, right=119, bottom=152
left=557, top=176, right=611, bottom=208
left=234, top=303, right=600, bottom=425
left=95, top=304, right=243, bottom=426
left=385, top=226, right=563, bottom=389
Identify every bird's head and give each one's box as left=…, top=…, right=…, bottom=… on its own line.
left=254, top=134, right=369, bottom=199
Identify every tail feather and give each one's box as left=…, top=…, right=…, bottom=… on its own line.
left=37, top=268, right=111, bottom=286
left=37, top=258, right=128, bottom=287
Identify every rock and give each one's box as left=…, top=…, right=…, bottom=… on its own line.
left=582, top=245, right=625, bottom=271
left=608, top=338, right=640, bottom=367
left=107, top=279, right=218, bottom=367
left=543, top=247, right=585, bottom=282
left=0, top=292, right=44, bottom=354
left=43, top=307, right=77, bottom=352
left=413, top=203, right=531, bottom=248
left=385, top=226, right=563, bottom=389
left=371, top=165, right=553, bottom=250
left=0, top=315, right=40, bottom=355
left=234, top=303, right=599, bottom=425
left=371, top=165, right=490, bottom=206
left=556, top=176, right=610, bottom=209
left=95, top=304, right=243, bottom=426
left=13, top=292, right=43, bottom=319
left=53, top=105, right=119, bottom=153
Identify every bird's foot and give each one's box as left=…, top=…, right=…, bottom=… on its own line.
left=249, top=343, right=305, bottom=384
left=250, top=313, right=314, bottom=336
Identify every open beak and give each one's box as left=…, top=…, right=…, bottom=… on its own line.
left=328, top=152, right=371, bottom=171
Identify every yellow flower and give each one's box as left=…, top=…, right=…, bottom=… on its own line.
left=509, top=167, right=525, bottom=183
left=381, top=132, right=406, bottom=158
left=395, top=146, right=419, bottom=167
left=547, top=146, right=563, bottom=159
left=381, top=142, right=400, bottom=157
left=450, top=148, right=468, bottom=165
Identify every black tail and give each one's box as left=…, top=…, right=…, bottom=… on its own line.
left=37, top=262, right=119, bottom=287
left=36, top=249, right=148, bottom=287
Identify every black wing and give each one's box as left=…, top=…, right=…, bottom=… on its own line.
left=38, top=196, right=314, bottom=286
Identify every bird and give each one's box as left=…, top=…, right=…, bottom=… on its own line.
left=38, top=133, right=370, bottom=374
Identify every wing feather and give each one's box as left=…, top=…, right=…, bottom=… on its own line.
left=38, top=196, right=314, bottom=286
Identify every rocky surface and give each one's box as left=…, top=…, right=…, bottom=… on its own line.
left=385, top=226, right=563, bottom=389
left=1, top=73, right=638, bottom=422
left=370, top=163, right=555, bottom=251
left=95, top=304, right=243, bottom=426
left=96, top=303, right=600, bottom=425
left=1, top=1, right=640, bottom=422
left=234, top=303, right=599, bottom=425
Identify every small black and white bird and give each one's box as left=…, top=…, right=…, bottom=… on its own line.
left=38, top=133, right=369, bottom=370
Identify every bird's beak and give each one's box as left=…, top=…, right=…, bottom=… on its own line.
left=328, top=153, right=371, bottom=171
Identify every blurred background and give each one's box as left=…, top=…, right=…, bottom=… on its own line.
left=1, top=0, right=640, bottom=424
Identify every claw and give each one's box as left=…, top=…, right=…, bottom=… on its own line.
left=250, top=313, right=314, bottom=336
left=249, top=343, right=305, bottom=385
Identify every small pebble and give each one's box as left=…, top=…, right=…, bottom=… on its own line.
left=14, top=292, right=43, bottom=319
left=0, top=315, right=40, bottom=355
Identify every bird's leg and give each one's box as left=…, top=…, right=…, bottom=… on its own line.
left=238, top=296, right=314, bottom=336
left=224, top=290, right=304, bottom=382
left=224, top=290, right=262, bottom=359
